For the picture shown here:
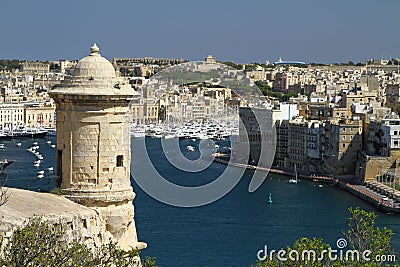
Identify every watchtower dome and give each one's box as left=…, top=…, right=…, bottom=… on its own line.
left=49, top=44, right=144, bottom=250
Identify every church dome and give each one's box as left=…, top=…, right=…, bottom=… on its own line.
left=73, top=43, right=116, bottom=79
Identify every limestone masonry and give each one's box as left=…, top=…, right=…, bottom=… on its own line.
left=1, top=44, right=145, bottom=255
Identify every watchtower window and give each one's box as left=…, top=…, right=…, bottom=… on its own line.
left=116, top=155, right=123, bottom=167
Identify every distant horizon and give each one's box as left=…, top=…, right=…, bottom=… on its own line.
left=1, top=54, right=398, bottom=66
left=1, top=0, right=399, bottom=64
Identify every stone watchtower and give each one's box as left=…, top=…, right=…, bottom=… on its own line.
left=49, top=44, right=145, bottom=250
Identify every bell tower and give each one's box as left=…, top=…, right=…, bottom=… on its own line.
left=49, top=44, right=145, bottom=251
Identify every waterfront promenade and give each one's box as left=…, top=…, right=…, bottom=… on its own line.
left=214, top=156, right=400, bottom=214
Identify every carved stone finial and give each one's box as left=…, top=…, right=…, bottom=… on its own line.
left=90, top=43, right=100, bottom=55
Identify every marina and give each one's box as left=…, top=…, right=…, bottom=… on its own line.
left=131, top=120, right=239, bottom=140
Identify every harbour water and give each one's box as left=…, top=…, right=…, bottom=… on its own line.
left=0, top=136, right=399, bottom=266
left=132, top=138, right=400, bottom=266
left=0, top=136, right=57, bottom=191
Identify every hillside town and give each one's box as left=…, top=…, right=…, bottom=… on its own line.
left=1, top=56, right=400, bottom=184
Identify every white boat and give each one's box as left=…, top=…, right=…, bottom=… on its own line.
left=47, top=167, right=54, bottom=172
left=44, top=127, right=56, bottom=136
left=164, top=134, right=176, bottom=139
left=151, top=131, right=162, bottom=138
left=288, top=165, right=298, bottom=184
left=34, top=160, right=41, bottom=164
left=186, top=145, right=195, bottom=152
left=131, top=126, right=146, bottom=137
left=33, top=142, right=38, bottom=146
left=16, top=142, right=22, bottom=146
left=33, top=162, right=40, bottom=167
left=37, top=155, right=43, bottom=160
left=37, top=170, right=45, bottom=175
left=51, top=144, right=56, bottom=148
left=132, top=132, right=146, bottom=138
left=37, top=174, right=44, bottom=179
left=46, top=140, right=51, bottom=144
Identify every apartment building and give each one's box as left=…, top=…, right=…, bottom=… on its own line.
left=322, top=119, right=363, bottom=175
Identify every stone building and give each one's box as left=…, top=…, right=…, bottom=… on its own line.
left=0, top=103, right=24, bottom=130
left=20, top=61, right=50, bottom=74
left=322, top=119, right=363, bottom=175
left=24, top=102, right=55, bottom=128
left=49, top=44, right=145, bottom=251
left=385, top=84, right=400, bottom=113
left=205, top=54, right=216, bottom=63
left=274, top=118, right=321, bottom=171
left=238, top=106, right=275, bottom=165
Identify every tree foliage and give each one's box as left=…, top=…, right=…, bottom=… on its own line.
left=0, top=218, right=156, bottom=267
left=255, top=81, right=298, bottom=102
left=221, top=61, right=244, bottom=70
left=255, top=208, right=397, bottom=267
left=0, top=60, right=21, bottom=70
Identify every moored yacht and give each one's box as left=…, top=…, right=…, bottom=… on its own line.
left=6, top=127, right=48, bottom=138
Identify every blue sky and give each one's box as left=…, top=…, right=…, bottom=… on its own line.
left=1, top=0, right=399, bottom=63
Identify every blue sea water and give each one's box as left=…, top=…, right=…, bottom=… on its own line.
left=0, top=136, right=399, bottom=267
left=132, top=138, right=400, bottom=267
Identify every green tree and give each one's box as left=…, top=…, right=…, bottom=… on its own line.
left=254, top=208, right=397, bottom=267
left=0, top=218, right=156, bottom=267
left=345, top=207, right=394, bottom=264
left=0, top=59, right=22, bottom=70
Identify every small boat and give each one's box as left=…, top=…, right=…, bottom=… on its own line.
left=34, top=160, right=41, bottom=164
left=46, top=140, right=51, bottom=144
left=47, top=167, right=54, bottom=172
left=16, top=142, right=22, bottom=146
left=164, top=134, right=175, bottom=139
left=318, top=185, right=324, bottom=188
left=37, top=174, right=44, bottom=179
left=0, top=158, right=14, bottom=172
left=37, top=170, right=45, bottom=175
left=37, top=155, right=43, bottom=160
left=186, top=145, right=195, bottom=152
left=33, top=162, right=40, bottom=167
left=44, top=127, right=56, bottom=136
left=267, top=193, right=272, bottom=204
left=288, top=165, right=298, bottom=184
left=0, top=144, right=5, bottom=149
left=51, top=145, right=56, bottom=148
left=33, top=142, right=38, bottom=146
